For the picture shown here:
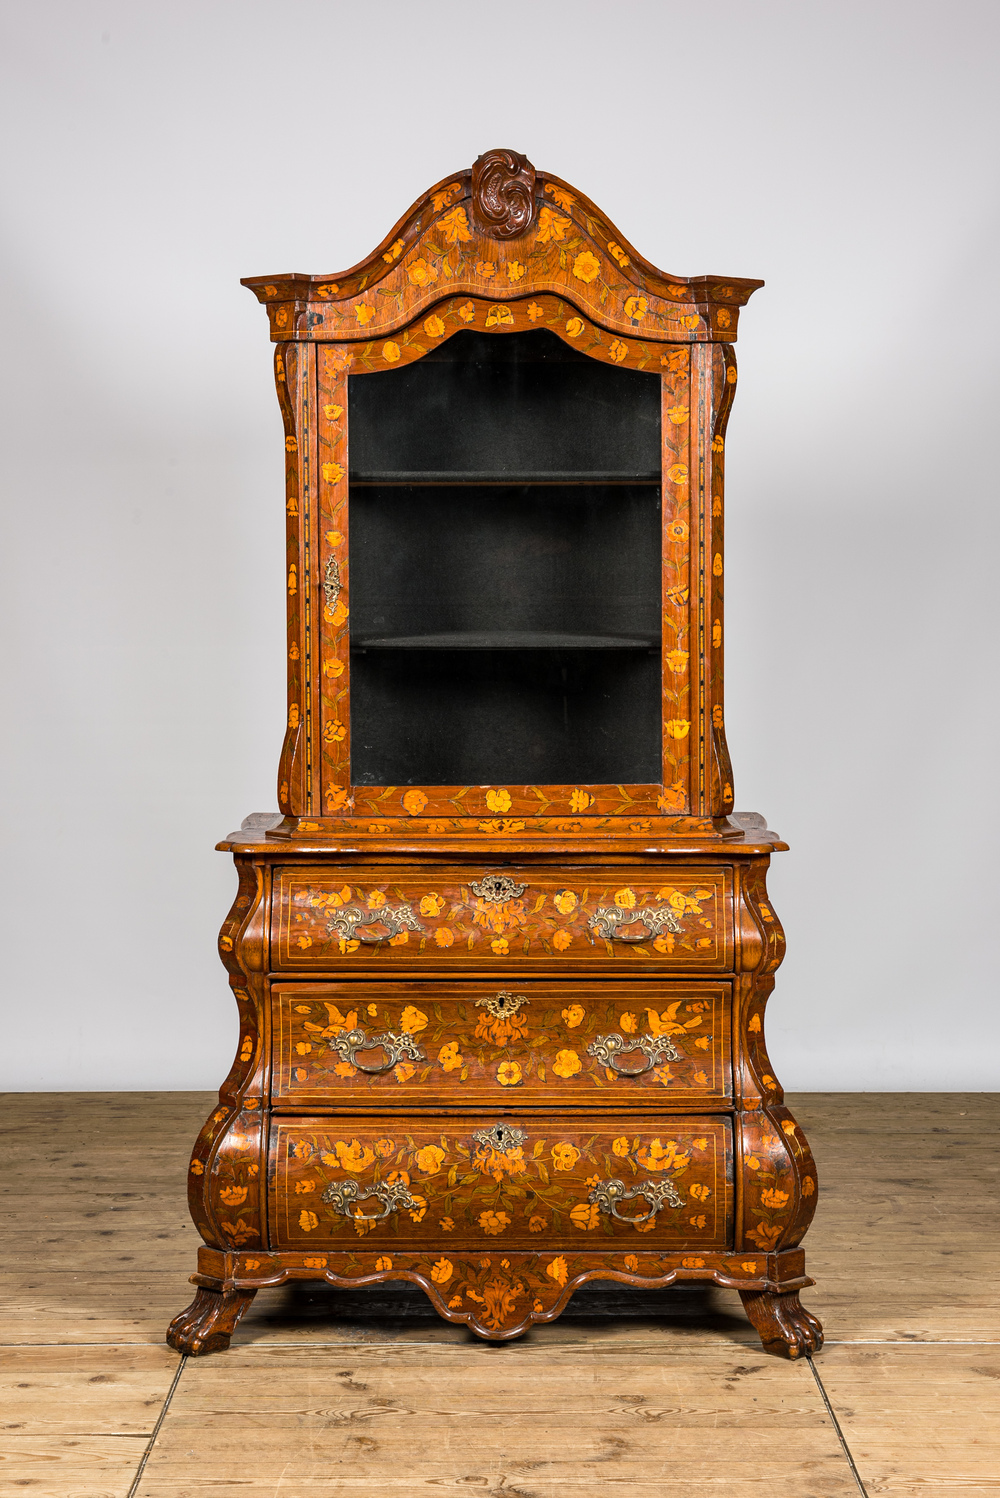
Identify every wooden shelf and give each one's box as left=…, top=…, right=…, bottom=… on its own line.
left=352, top=631, right=660, bottom=651
left=349, top=472, right=661, bottom=487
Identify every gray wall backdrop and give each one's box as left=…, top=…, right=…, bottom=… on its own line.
left=3, top=0, right=998, bottom=1091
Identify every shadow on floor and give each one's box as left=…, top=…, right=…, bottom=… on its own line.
left=236, top=1278, right=754, bottom=1345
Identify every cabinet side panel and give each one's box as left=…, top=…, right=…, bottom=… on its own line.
left=317, top=347, right=352, bottom=811
left=660, top=350, right=692, bottom=811
left=187, top=859, right=268, bottom=1251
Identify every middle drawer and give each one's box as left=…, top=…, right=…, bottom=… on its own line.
left=271, top=980, right=732, bottom=1108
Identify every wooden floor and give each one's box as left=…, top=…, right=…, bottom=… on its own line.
left=2, top=1093, right=998, bottom=1496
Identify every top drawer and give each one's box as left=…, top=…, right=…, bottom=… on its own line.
left=271, top=866, right=733, bottom=972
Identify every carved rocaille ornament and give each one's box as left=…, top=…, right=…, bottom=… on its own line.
left=471, top=149, right=536, bottom=239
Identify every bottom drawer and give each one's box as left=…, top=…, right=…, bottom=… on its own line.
left=269, top=1114, right=733, bottom=1251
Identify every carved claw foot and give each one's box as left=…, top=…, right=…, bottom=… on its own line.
left=166, top=1285, right=257, bottom=1355
left=739, top=1289, right=824, bottom=1360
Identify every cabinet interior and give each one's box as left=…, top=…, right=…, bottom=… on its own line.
left=348, top=329, right=663, bottom=786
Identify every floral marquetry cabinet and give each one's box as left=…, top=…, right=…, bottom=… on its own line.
left=167, top=150, right=822, bottom=1360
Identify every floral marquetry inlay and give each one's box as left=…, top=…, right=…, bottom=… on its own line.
left=243, top=151, right=762, bottom=350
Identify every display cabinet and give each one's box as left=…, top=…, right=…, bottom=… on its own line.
left=167, top=150, right=822, bottom=1358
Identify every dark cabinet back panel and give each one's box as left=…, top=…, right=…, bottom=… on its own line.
left=350, top=483, right=661, bottom=640
left=347, top=327, right=663, bottom=787
left=348, top=329, right=661, bottom=479
left=350, top=647, right=661, bottom=787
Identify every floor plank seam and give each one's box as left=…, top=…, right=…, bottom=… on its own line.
left=125, top=1351, right=187, bottom=1498
left=3, top=1342, right=994, bottom=1354
left=808, top=1353, right=869, bottom=1498
left=823, top=1339, right=1000, bottom=1345
left=1, top=1342, right=999, bottom=1354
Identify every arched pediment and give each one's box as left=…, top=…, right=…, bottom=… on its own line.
left=243, top=149, right=762, bottom=345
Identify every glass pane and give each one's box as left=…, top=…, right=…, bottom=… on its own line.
left=348, top=329, right=662, bottom=787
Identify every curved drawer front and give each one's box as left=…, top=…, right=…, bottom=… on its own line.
left=272, top=981, right=732, bottom=1107
left=271, top=866, right=733, bottom=971
left=269, top=1114, right=733, bottom=1251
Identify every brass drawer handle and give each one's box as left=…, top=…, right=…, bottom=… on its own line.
left=325, top=903, right=425, bottom=943
left=586, top=1033, right=680, bottom=1074
left=588, top=905, right=682, bottom=942
left=321, top=1178, right=420, bottom=1222
left=327, top=1027, right=425, bottom=1073
left=588, top=1176, right=684, bottom=1225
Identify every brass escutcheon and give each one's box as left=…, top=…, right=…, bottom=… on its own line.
left=471, top=1121, right=526, bottom=1154
left=469, top=875, right=527, bottom=903
left=475, top=991, right=529, bottom=1020
left=324, top=555, right=341, bottom=611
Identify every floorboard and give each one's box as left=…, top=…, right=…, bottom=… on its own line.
left=816, top=1344, right=1000, bottom=1497
left=1, top=1089, right=996, bottom=1496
